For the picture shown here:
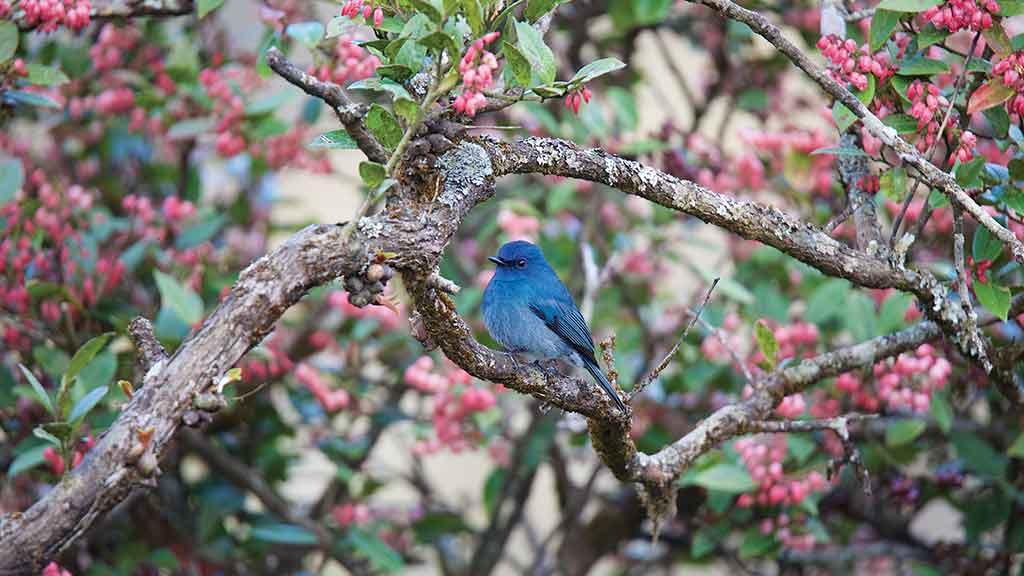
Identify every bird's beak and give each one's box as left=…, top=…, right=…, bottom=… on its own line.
left=488, top=256, right=505, bottom=266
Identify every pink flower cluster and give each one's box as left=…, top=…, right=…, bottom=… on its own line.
left=734, top=434, right=830, bottom=511
left=404, top=356, right=497, bottom=455
left=564, top=86, right=592, bottom=115
left=295, top=362, right=350, bottom=412
left=42, top=435, right=95, bottom=475
left=758, top=514, right=817, bottom=552
left=332, top=502, right=371, bottom=527
left=309, top=36, right=380, bottom=85
left=993, top=52, right=1024, bottom=116
left=19, top=0, right=91, bottom=33
left=42, top=563, right=72, bottom=576
left=906, top=81, right=950, bottom=152
left=340, top=0, right=383, bottom=28
left=835, top=344, right=952, bottom=413
left=0, top=1, right=10, bottom=19
left=199, top=67, right=247, bottom=157
left=923, top=0, right=999, bottom=32
left=950, top=130, right=977, bottom=166
left=1, top=169, right=126, bottom=319
left=453, top=32, right=500, bottom=117
left=89, top=24, right=138, bottom=72
left=817, top=35, right=893, bottom=91
left=327, top=289, right=402, bottom=331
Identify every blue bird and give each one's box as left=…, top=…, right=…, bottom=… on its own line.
left=482, top=240, right=627, bottom=412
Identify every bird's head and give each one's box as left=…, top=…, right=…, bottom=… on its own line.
left=488, top=240, right=547, bottom=276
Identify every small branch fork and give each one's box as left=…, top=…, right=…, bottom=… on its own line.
left=746, top=413, right=878, bottom=495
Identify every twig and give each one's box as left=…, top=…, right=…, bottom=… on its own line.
left=265, top=48, right=387, bottom=164
left=891, top=31, right=981, bottom=248
left=691, top=311, right=753, bottom=383
left=127, top=317, right=168, bottom=371
left=426, top=273, right=461, bottom=295
left=952, top=206, right=991, bottom=371
left=745, top=413, right=877, bottom=495
left=628, top=278, right=719, bottom=401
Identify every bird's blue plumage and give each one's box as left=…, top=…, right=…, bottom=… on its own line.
left=482, top=240, right=627, bottom=412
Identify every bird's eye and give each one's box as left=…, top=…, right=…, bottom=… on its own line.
left=515, top=259, right=527, bottom=268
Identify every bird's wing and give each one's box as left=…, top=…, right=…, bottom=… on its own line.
left=528, top=299, right=598, bottom=363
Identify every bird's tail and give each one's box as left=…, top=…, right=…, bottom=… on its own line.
left=583, top=358, right=628, bottom=413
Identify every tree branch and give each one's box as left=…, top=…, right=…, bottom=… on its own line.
left=265, top=48, right=388, bottom=164
left=689, top=0, right=1024, bottom=266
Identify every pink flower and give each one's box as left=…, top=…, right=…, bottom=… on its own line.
left=453, top=33, right=501, bottom=117
left=564, top=86, right=592, bottom=115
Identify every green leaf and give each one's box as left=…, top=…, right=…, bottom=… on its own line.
left=197, top=0, right=224, bottom=18
left=393, top=97, right=419, bottom=124
left=483, top=468, right=505, bottom=516
left=64, top=333, right=113, bottom=389
left=687, top=462, right=757, bottom=493
left=418, top=30, right=459, bottom=56
left=154, top=270, right=204, bottom=325
left=463, top=0, right=484, bottom=34
left=25, top=65, right=69, bottom=87
left=985, top=105, right=1010, bottom=139
left=880, top=166, right=908, bottom=201
left=250, top=523, right=318, bottom=545
left=832, top=101, right=858, bottom=132
left=308, top=129, right=358, bottom=150
left=0, top=156, right=24, bottom=204
left=870, top=9, right=903, bottom=51
left=930, top=390, right=952, bottom=433
left=916, top=25, right=949, bottom=49
left=412, top=512, right=469, bottom=543
left=984, top=21, right=1013, bottom=56
left=897, top=57, right=951, bottom=76
left=952, top=429, right=1007, bottom=478
left=570, top=57, right=626, bottom=85
left=68, top=385, right=108, bottom=425
left=409, top=0, right=443, bottom=22
left=738, top=529, right=777, bottom=558
left=754, top=319, right=778, bottom=369
left=7, top=445, right=48, bottom=478
left=0, top=21, right=17, bottom=65
left=1008, top=432, right=1024, bottom=458
left=974, top=281, right=1011, bottom=321
left=805, top=279, right=850, bottom=324
left=33, top=426, right=62, bottom=448
left=691, top=528, right=718, bottom=559
left=19, top=364, right=55, bottom=416
left=6, top=90, right=61, bottom=109
left=788, top=435, right=817, bottom=465
left=286, top=21, right=325, bottom=48
left=176, top=213, right=227, bottom=250
left=882, top=113, right=920, bottom=134
left=886, top=419, right=927, bottom=447
left=348, top=77, right=413, bottom=100
left=346, top=527, right=404, bottom=572
left=359, top=161, right=387, bottom=189
left=246, top=91, right=293, bottom=116
left=167, top=118, right=215, bottom=141
left=525, top=0, right=565, bottom=20
left=973, top=225, right=1003, bottom=262
left=515, top=20, right=557, bottom=85
left=365, top=104, right=403, bottom=150
left=810, top=146, right=870, bottom=157
left=502, top=43, right=532, bottom=88
left=876, top=0, right=942, bottom=11
left=1002, top=0, right=1024, bottom=15
left=955, top=156, right=986, bottom=188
